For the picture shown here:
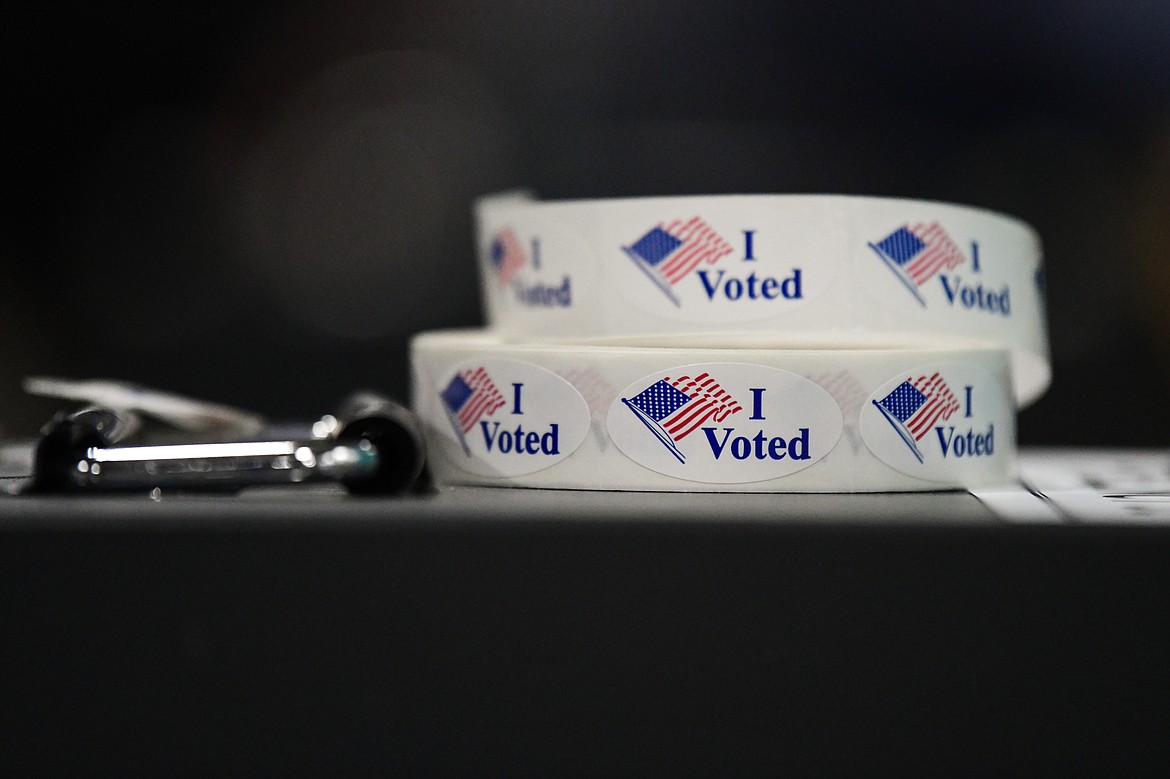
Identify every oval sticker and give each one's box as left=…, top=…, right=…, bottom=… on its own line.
left=607, top=363, right=843, bottom=484
left=431, top=358, right=590, bottom=478
left=857, top=217, right=1017, bottom=325
left=481, top=212, right=595, bottom=325
left=602, top=202, right=840, bottom=324
left=859, top=362, right=1012, bottom=483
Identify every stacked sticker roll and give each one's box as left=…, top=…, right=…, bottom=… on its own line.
left=411, top=194, right=1049, bottom=492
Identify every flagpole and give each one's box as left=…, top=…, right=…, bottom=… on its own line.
left=868, top=243, right=927, bottom=307
left=440, top=401, right=472, bottom=457
left=623, top=247, right=682, bottom=307
left=871, top=400, right=924, bottom=463
left=622, top=398, right=686, bottom=464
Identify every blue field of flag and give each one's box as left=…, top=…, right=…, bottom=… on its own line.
left=627, top=228, right=683, bottom=267
left=627, top=380, right=691, bottom=423
left=441, top=375, right=474, bottom=414
left=876, top=381, right=927, bottom=423
left=874, top=227, right=927, bottom=267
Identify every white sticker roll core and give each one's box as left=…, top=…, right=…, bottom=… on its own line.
left=411, top=329, right=1017, bottom=493
left=476, top=193, right=1049, bottom=408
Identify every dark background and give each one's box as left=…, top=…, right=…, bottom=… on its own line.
left=4, top=6, right=1170, bottom=774
left=4, top=1, right=1170, bottom=443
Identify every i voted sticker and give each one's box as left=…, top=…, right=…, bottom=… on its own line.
left=434, top=358, right=590, bottom=478
left=860, top=219, right=1014, bottom=319
left=607, top=363, right=843, bottom=484
left=480, top=211, right=595, bottom=319
left=602, top=203, right=839, bottom=324
left=859, top=362, right=1012, bottom=483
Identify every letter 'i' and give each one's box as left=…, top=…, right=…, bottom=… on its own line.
left=749, top=388, right=766, bottom=420
left=512, top=383, right=524, bottom=415
left=965, top=385, right=973, bottom=418
left=744, top=230, right=756, bottom=261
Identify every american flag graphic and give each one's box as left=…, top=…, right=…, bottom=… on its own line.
left=561, top=366, right=616, bottom=450
left=872, top=372, right=960, bottom=463
left=809, top=369, right=866, bottom=421
left=490, top=227, right=526, bottom=285
left=561, top=366, right=615, bottom=414
left=623, top=217, right=734, bottom=304
left=809, top=369, right=867, bottom=452
left=869, top=222, right=966, bottom=305
left=441, top=367, right=506, bottom=434
left=622, top=373, right=742, bottom=464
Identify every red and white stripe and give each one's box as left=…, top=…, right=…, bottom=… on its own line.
left=656, top=217, right=735, bottom=284
left=560, top=367, right=615, bottom=413
left=661, top=372, right=743, bottom=441
left=456, top=367, right=506, bottom=432
left=809, top=369, right=866, bottom=419
left=904, top=222, right=965, bottom=286
left=905, top=372, right=960, bottom=440
left=494, top=227, right=526, bottom=285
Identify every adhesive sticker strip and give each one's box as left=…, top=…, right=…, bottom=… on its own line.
left=411, top=329, right=1017, bottom=493
left=475, top=193, right=1049, bottom=407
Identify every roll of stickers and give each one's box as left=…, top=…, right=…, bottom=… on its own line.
left=476, top=193, right=1049, bottom=407
left=411, top=329, right=1016, bottom=492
